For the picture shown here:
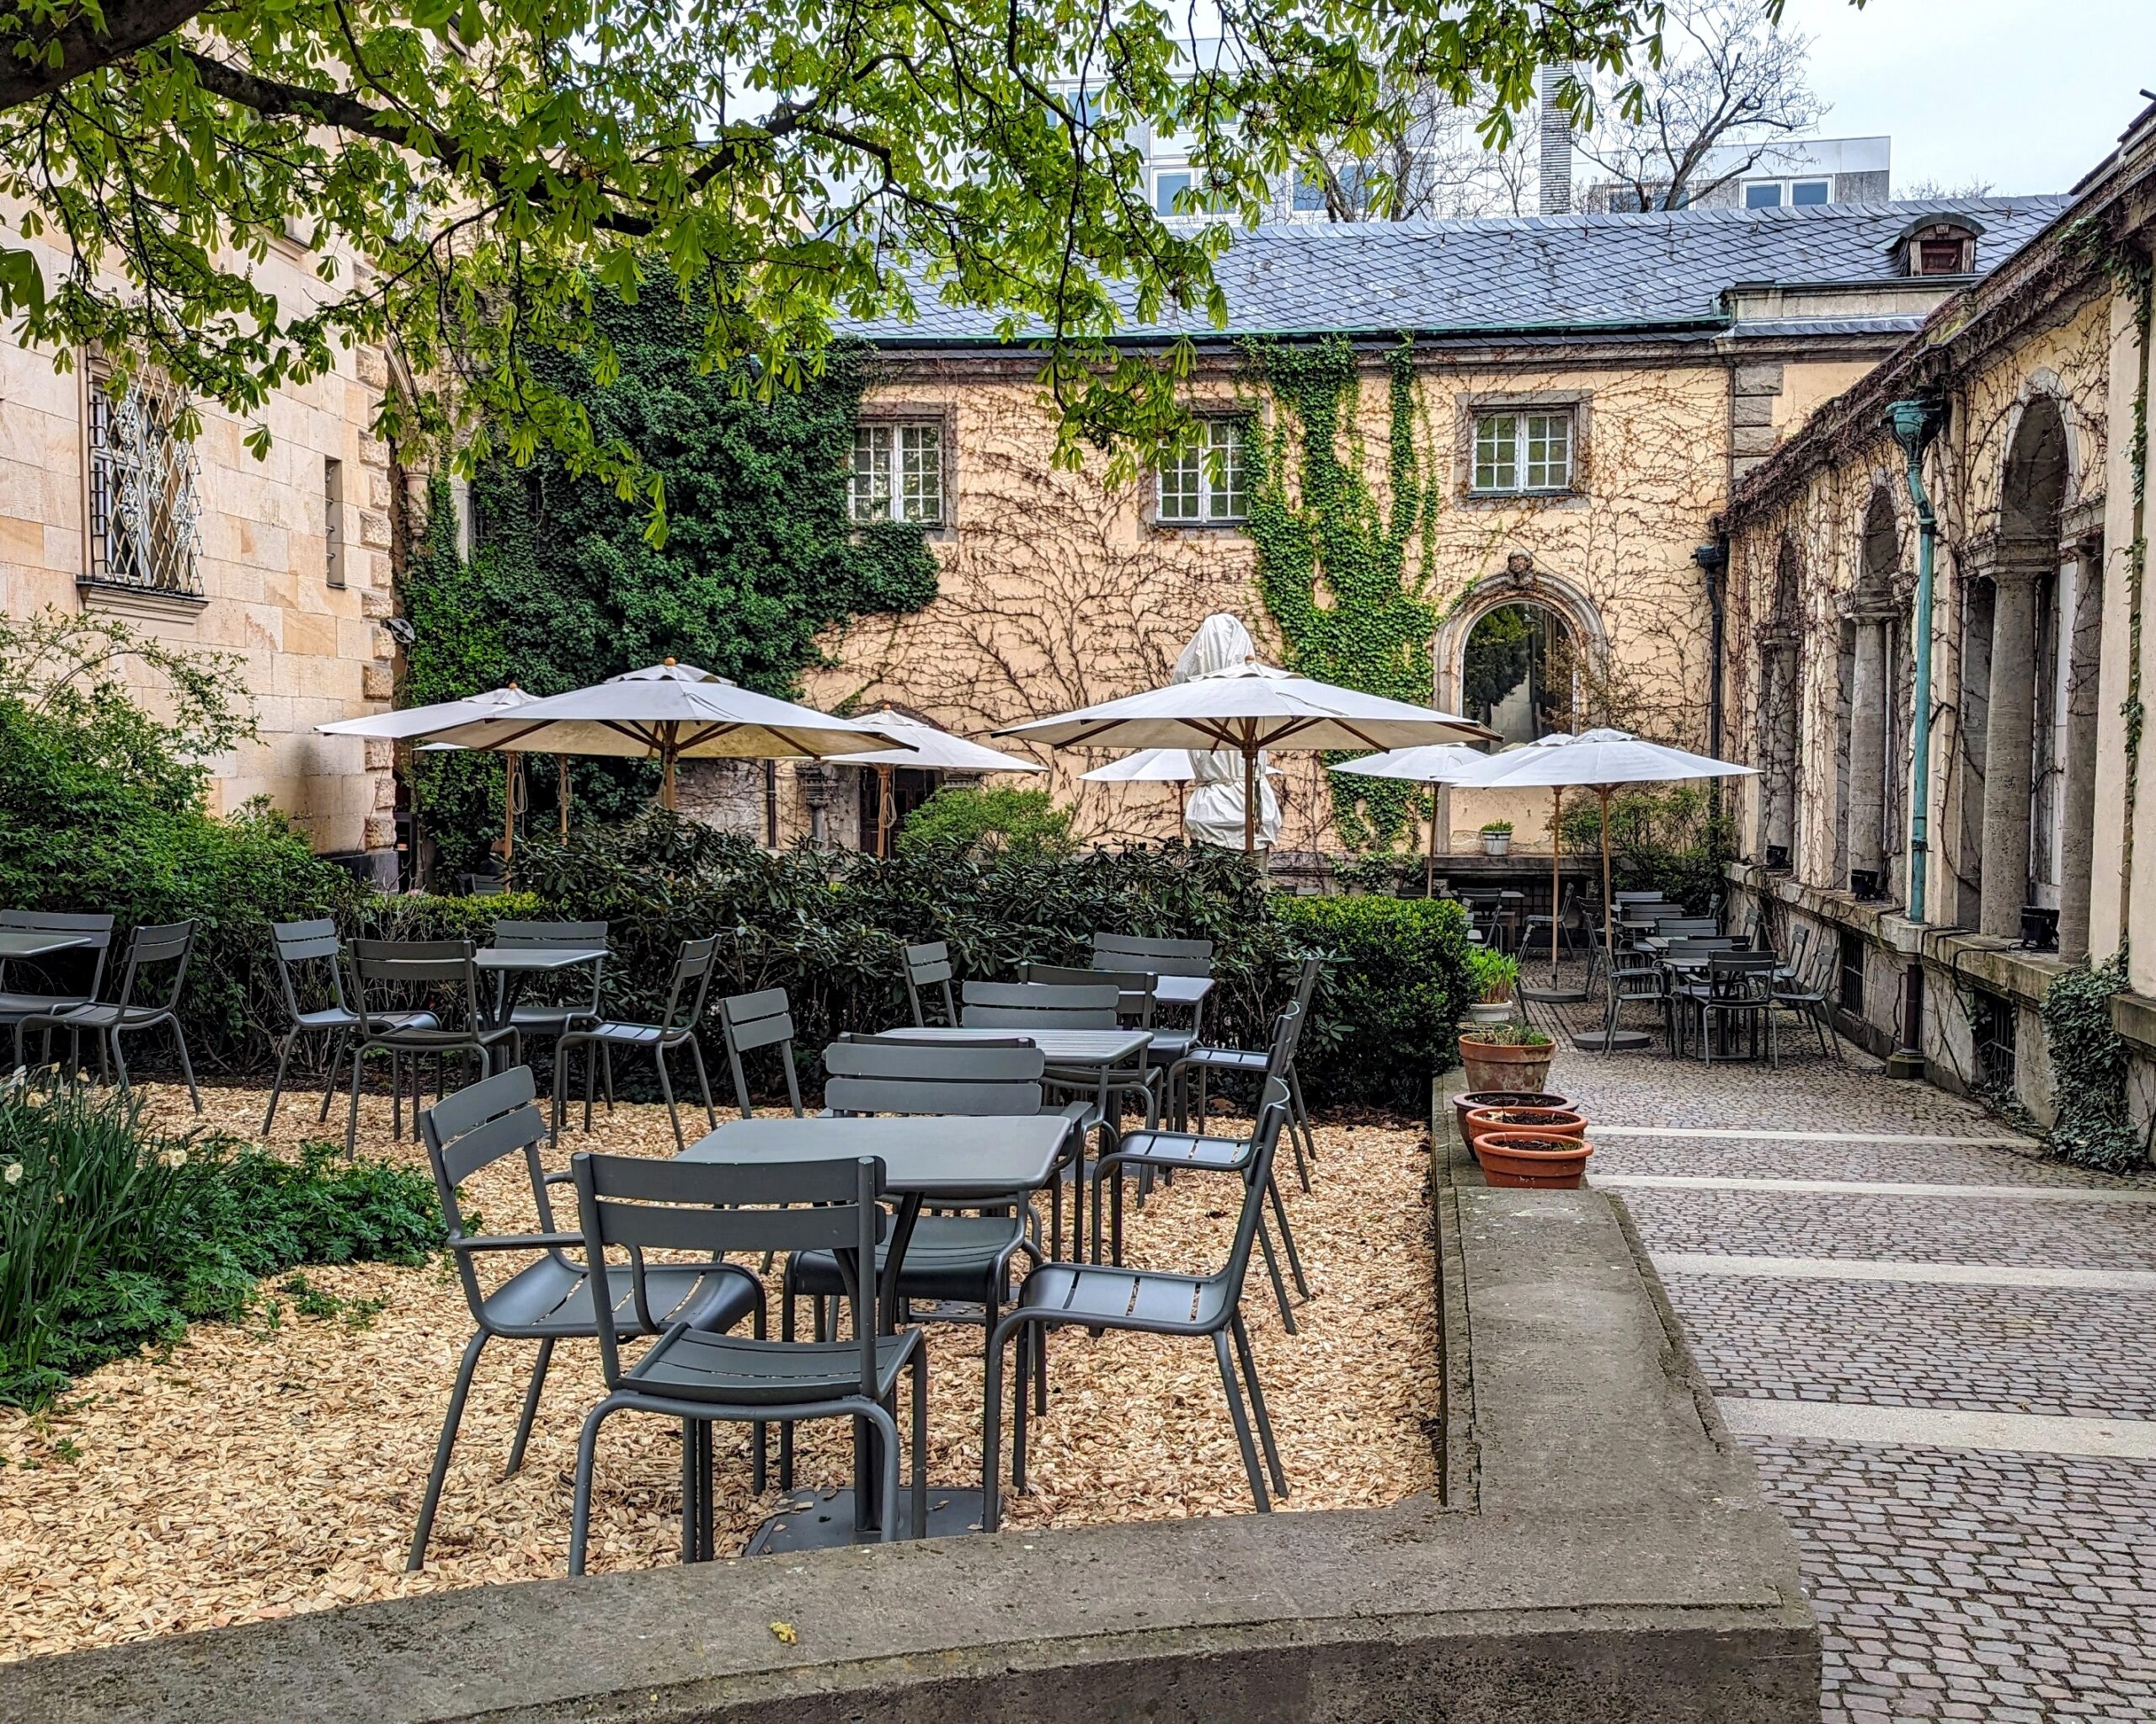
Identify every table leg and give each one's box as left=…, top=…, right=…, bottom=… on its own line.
left=854, top=1192, right=925, bottom=1538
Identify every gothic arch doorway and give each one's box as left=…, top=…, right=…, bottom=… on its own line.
left=1433, top=561, right=1609, bottom=740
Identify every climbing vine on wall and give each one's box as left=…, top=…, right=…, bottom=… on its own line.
left=2039, top=957, right=2144, bottom=1171
left=1242, top=335, right=1437, bottom=847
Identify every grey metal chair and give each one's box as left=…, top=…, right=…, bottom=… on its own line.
left=1692, top=952, right=1780, bottom=1067
left=1770, top=931, right=1842, bottom=1065
left=900, top=940, right=958, bottom=1027
left=1021, top=962, right=1167, bottom=1114
left=13, top=920, right=200, bottom=1112
left=552, top=935, right=719, bottom=1150
left=1167, top=953, right=1324, bottom=1185
left=568, top=1150, right=928, bottom=1570
left=0, top=910, right=114, bottom=1066
left=489, top=919, right=607, bottom=1065
left=1096, top=1008, right=1310, bottom=1332
left=1091, top=932, right=1214, bottom=1115
left=982, top=1097, right=1291, bottom=1529
left=1600, top=946, right=1670, bottom=1054
left=717, top=986, right=803, bottom=1117
left=344, top=937, right=513, bottom=1152
left=264, top=918, right=441, bottom=1133
left=406, top=1065, right=761, bottom=1570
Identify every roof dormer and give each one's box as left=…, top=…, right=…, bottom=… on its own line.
left=1891, top=216, right=1984, bottom=278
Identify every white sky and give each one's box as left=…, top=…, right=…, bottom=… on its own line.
left=1782, top=0, right=2153, bottom=195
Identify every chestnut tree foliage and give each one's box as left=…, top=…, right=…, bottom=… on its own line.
left=0, top=0, right=1713, bottom=526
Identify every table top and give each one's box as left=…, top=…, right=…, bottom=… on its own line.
left=876, top=1025, right=1151, bottom=1065
left=678, top=1113, right=1071, bottom=1198
left=1149, top=974, right=1214, bottom=1006
left=475, top=947, right=607, bottom=973
left=0, top=930, right=94, bottom=961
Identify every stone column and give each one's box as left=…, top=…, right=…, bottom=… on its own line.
left=2058, top=547, right=2105, bottom=960
left=1847, top=617, right=1887, bottom=883
left=1978, top=568, right=2041, bottom=938
left=1761, top=644, right=1797, bottom=859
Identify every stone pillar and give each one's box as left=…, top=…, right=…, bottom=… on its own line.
left=1847, top=617, right=1887, bottom=882
left=1760, top=643, right=1797, bottom=859
left=2058, top=547, right=2105, bottom=960
left=1978, top=568, right=2040, bottom=938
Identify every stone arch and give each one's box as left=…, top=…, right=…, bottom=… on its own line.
left=1430, top=556, right=1609, bottom=723
left=1994, top=373, right=2082, bottom=524
left=1842, top=485, right=1908, bottom=895
left=1755, top=534, right=1803, bottom=867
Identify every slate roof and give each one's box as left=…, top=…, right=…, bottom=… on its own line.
left=847, top=196, right=2073, bottom=346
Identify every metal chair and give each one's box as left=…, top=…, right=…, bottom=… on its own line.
left=264, top=918, right=440, bottom=1133
left=568, top=1150, right=928, bottom=1569
left=406, top=1065, right=761, bottom=1570
left=552, top=935, right=720, bottom=1150
left=1599, top=947, right=1669, bottom=1055
left=982, top=1097, right=1291, bottom=1529
left=1518, top=885, right=1583, bottom=966
left=962, top=978, right=1149, bottom=1151
left=717, top=987, right=803, bottom=1118
left=900, top=939, right=958, bottom=1027
left=1091, top=932, right=1214, bottom=1114
left=1770, top=931, right=1842, bottom=1065
left=344, top=938, right=513, bottom=1152
left=0, top=910, right=114, bottom=1066
left=1168, top=953, right=1325, bottom=1186
left=1691, top=952, right=1780, bottom=1066
left=1021, top=963, right=1166, bottom=1118
left=489, top=919, right=607, bottom=1064
left=13, top=920, right=200, bottom=1111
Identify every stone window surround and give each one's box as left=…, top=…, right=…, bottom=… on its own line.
left=851, top=401, right=955, bottom=538
left=1452, top=388, right=1591, bottom=506
left=1152, top=413, right=1251, bottom=530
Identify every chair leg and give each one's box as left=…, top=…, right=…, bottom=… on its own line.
left=1011, top=1324, right=1032, bottom=1490
left=317, top=1031, right=346, bottom=1123
left=910, top=1351, right=929, bottom=1540
left=264, top=1030, right=298, bottom=1133
left=568, top=1399, right=617, bottom=1577
left=504, top=1337, right=554, bottom=1476
left=1266, top=1174, right=1311, bottom=1300
left=654, top=1043, right=683, bottom=1150
left=778, top=1284, right=798, bottom=1490
left=408, top=1331, right=488, bottom=1570
left=602, top=1046, right=615, bottom=1115
left=1287, top=1065, right=1315, bottom=1190
left=169, top=1017, right=200, bottom=1113
left=686, top=1037, right=717, bottom=1131
left=344, top=1044, right=366, bottom=1157
left=679, top=1416, right=698, bottom=1565
left=981, top=1321, right=1007, bottom=1532
left=867, top=1403, right=902, bottom=1545
left=1232, top=1311, right=1288, bottom=1498
left=1213, top=1330, right=1271, bottom=1513
left=1255, top=1214, right=1298, bottom=1334
left=108, top=1026, right=131, bottom=1094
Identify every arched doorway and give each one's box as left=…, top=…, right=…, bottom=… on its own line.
left=1461, top=603, right=1575, bottom=745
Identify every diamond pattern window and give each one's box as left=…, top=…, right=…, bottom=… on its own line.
left=86, top=367, right=203, bottom=595
left=1158, top=419, right=1247, bottom=524
left=851, top=423, right=944, bottom=526
left=1472, top=410, right=1573, bottom=494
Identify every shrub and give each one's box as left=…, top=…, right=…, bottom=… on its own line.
left=0, top=1080, right=442, bottom=1406
left=1556, top=781, right=1733, bottom=912
left=895, top=786, right=1075, bottom=860
left=2041, top=958, right=2146, bottom=1172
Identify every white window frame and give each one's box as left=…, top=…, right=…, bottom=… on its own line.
left=85, top=362, right=203, bottom=595
left=851, top=421, right=944, bottom=526
left=1471, top=409, right=1573, bottom=496
left=1158, top=418, right=1248, bottom=525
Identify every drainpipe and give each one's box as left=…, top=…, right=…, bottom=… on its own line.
left=1693, top=536, right=1729, bottom=819
left=1886, top=396, right=1943, bottom=1080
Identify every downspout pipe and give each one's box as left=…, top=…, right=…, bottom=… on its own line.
left=1693, top=536, right=1729, bottom=814
left=1886, top=396, right=1944, bottom=1079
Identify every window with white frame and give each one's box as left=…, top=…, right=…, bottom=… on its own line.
left=1158, top=419, right=1247, bottom=524
left=850, top=422, right=944, bottom=526
left=1472, top=409, right=1573, bottom=494
left=86, top=365, right=203, bottom=595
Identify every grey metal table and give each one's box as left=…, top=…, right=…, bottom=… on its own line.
left=474, top=945, right=606, bottom=1025
left=0, top=930, right=93, bottom=962
left=679, top=1112, right=1072, bottom=1551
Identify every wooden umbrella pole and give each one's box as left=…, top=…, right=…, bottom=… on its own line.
left=1242, top=744, right=1257, bottom=855
left=1550, top=785, right=1562, bottom=975
left=1598, top=784, right=1615, bottom=1023
left=878, top=762, right=894, bottom=858
left=659, top=723, right=677, bottom=810
left=558, top=755, right=570, bottom=841
left=502, top=754, right=515, bottom=862
left=1426, top=782, right=1440, bottom=899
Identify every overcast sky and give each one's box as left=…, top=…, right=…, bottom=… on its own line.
left=1783, top=0, right=2151, bottom=195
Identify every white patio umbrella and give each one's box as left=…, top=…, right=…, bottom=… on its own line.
left=1470, top=728, right=1756, bottom=981
left=1080, top=748, right=1283, bottom=782
left=1000, top=656, right=1492, bottom=852
left=423, top=660, right=911, bottom=842
left=1335, top=742, right=1515, bottom=899
left=824, top=707, right=1044, bottom=857
left=318, top=685, right=544, bottom=862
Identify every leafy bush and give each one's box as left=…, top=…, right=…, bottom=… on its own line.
left=2041, top=958, right=2147, bottom=1172
left=0, top=1080, right=441, bottom=1406
left=1556, top=782, right=1732, bottom=912
left=1465, top=945, right=1518, bottom=1002
left=895, top=787, right=1075, bottom=861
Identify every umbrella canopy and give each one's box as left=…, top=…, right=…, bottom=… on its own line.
left=1081, top=749, right=1282, bottom=782
left=1337, top=741, right=1523, bottom=896
left=998, top=657, right=1491, bottom=851
left=424, top=660, right=912, bottom=810
left=317, top=683, right=537, bottom=739
left=825, top=709, right=1045, bottom=773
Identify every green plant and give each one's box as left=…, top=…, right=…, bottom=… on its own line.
left=1457, top=1022, right=1552, bottom=1047
left=0, top=1081, right=443, bottom=1406
left=2040, top=957, right=2146, bottom=1172
left=895, top=787, right=1076, bottom=862
left=1557, top=782, right=1732, bottom=912
left=1465, top=946, right=1518, bottom=1003
left=1479, top=820, right=1514, bottom=835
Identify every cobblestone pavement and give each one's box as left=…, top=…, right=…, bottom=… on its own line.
left=1547, top=1037, right=2156, bottom=1721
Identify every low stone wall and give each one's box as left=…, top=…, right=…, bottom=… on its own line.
left=0, top=1092, right=1817, bottom=1723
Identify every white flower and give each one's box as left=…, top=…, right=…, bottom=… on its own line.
left=2, top=1065, right=25, bottom=1095
left=160, top=1148, right=189, bottom=1170
left=3, top=1163, right=20, bottom=1186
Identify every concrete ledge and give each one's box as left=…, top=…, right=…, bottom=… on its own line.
left=0, top=1102, right=1817, bottom=1723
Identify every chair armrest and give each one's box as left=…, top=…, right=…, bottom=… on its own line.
left=450, top=1231, right=584, bottom=1253
left=542, top=1169, right=575, bottom=1187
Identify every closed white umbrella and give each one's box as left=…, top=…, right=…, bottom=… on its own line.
left=1336, top=742, right=1518, bottom=898
left=999, top=654, right=1492, bottom=852
left=825, top=707, right=1043, bottom=857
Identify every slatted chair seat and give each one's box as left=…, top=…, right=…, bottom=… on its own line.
left=487, top=1253, right=759, bottom=1339
left=0, top=989, right=92, bottom=1015
left=619, top=1326, right=918, bottom=1408
left=1011, top=1262, right=1234, bottom=1332
left=790, top=1212, right=1030, bottom=1307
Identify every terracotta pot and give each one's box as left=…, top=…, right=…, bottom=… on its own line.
left=1452, top=1091, right=1572, bottom=1156
left=1478, top=1129, right=1593, bottom=1190
left=1465, top=1106, right=1586, bottom=1149
left=1457, top=1034, right=1556, bottom=1094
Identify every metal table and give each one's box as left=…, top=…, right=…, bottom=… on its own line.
left=474, top=945, right=606, bottom=1025
left=0, top=930, right=94, bottom=962
left=679, top=1113, right=1072, bottom=1551
left=1150, top=974, right=1214, bottom=1012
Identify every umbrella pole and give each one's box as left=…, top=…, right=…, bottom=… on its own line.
left=1550, top=786, right=1562, bottom=978
left=502, top=755, right=515, bottom=862
left=660, top=750, right=677, bottom=811
left=558, top=755, right=570, bottom=842
left=1242, top=746, right=1257, bottom=856
left=878, top=762, right=893, bottom=858
left=1599, top=785, right=1617, bottom=1053
left=1426, top=782, right=1440, bottom=899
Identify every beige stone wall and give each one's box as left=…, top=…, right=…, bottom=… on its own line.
left=0, top=228, right=397, bottom=860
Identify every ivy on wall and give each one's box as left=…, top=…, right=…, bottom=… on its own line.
left=396, top=303, right=941, bottom=874
left=2039, top=958, right=2144, bottom=1171
left=1243, top=335, right=1437, bottom=847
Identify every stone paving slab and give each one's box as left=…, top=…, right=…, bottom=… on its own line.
left=1590, top=1136, right=2138, bottom=1188
left=1619, top=1188, right=2156, bottom=1271
left=1665, top=1276, right=2156, bottom=1422
left=1742, top=1434, right=2156, bottom=1724
left=1550, top=1053, right=2004, bottom=1138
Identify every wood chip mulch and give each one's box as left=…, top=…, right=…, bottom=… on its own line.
left=1, top=1079, right=1437, bottom=1663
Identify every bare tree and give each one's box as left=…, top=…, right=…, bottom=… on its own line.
left=1571, top=0, right=1826, bottom=213
left=1897, top=177, right=1997, bottom=200
left=1299, top=77, right=1538, bottom=222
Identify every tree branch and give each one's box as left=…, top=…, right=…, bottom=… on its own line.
left=0, top=0, right=211, bottom=112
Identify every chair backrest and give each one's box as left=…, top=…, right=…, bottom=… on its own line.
left=1090, top=932, right=1214, bottom=978
left=1022, top=963, right=1155, bottom=1027
left=1653, top=915, right=1717, bottom=935
left=961, top=979, right=1119, bottom=1030
left=0, top=910, right=115, bottom=1001
left=656, top=935, right=721, bottom=1037
left=270, top=917, right=348, bottom=1021
left=1707, top=952, right=1778, bottom=999
left=1289, top=952, right=1326, bottom=1022
left=114, top=921, right=197, bottom=1013
left=717, top=987, right=803, bottom=1118
left=823, top=1038, right=1047, bottom=1117
left=491, top=919, right=608, bottom=949
left=574, top=1150, right=885, bottom=1395
left=419, top=1065, right=562, bottom=1326
left=901, top=940, right=958, bottom=1027
left=1614, top=892, right=1668, bottom=905
left=349, top=937, right=483, bottom=1034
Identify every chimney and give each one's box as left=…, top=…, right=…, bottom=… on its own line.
left=1537, top=63, right=1572, bottom=216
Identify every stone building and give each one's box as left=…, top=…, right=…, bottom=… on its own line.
left=771, top=195, right=2061, bottom=856
left=0, top=227, right=400, bottom=878
left=1716, top=101, right=2156, bottom=1124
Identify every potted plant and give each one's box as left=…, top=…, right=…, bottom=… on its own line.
left=1465, top=1104, right=1586, bottom=1155
left=1477, top=1128, right=1593, bottom=1189
left=1480, top=819, right=1513, bottom=857
left=1453, top=1089, right=1572, bottom=1154
left=1455, top=1022, right=1556, bottom=1092
left=1463, top=947, right=1518, bottom=1026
